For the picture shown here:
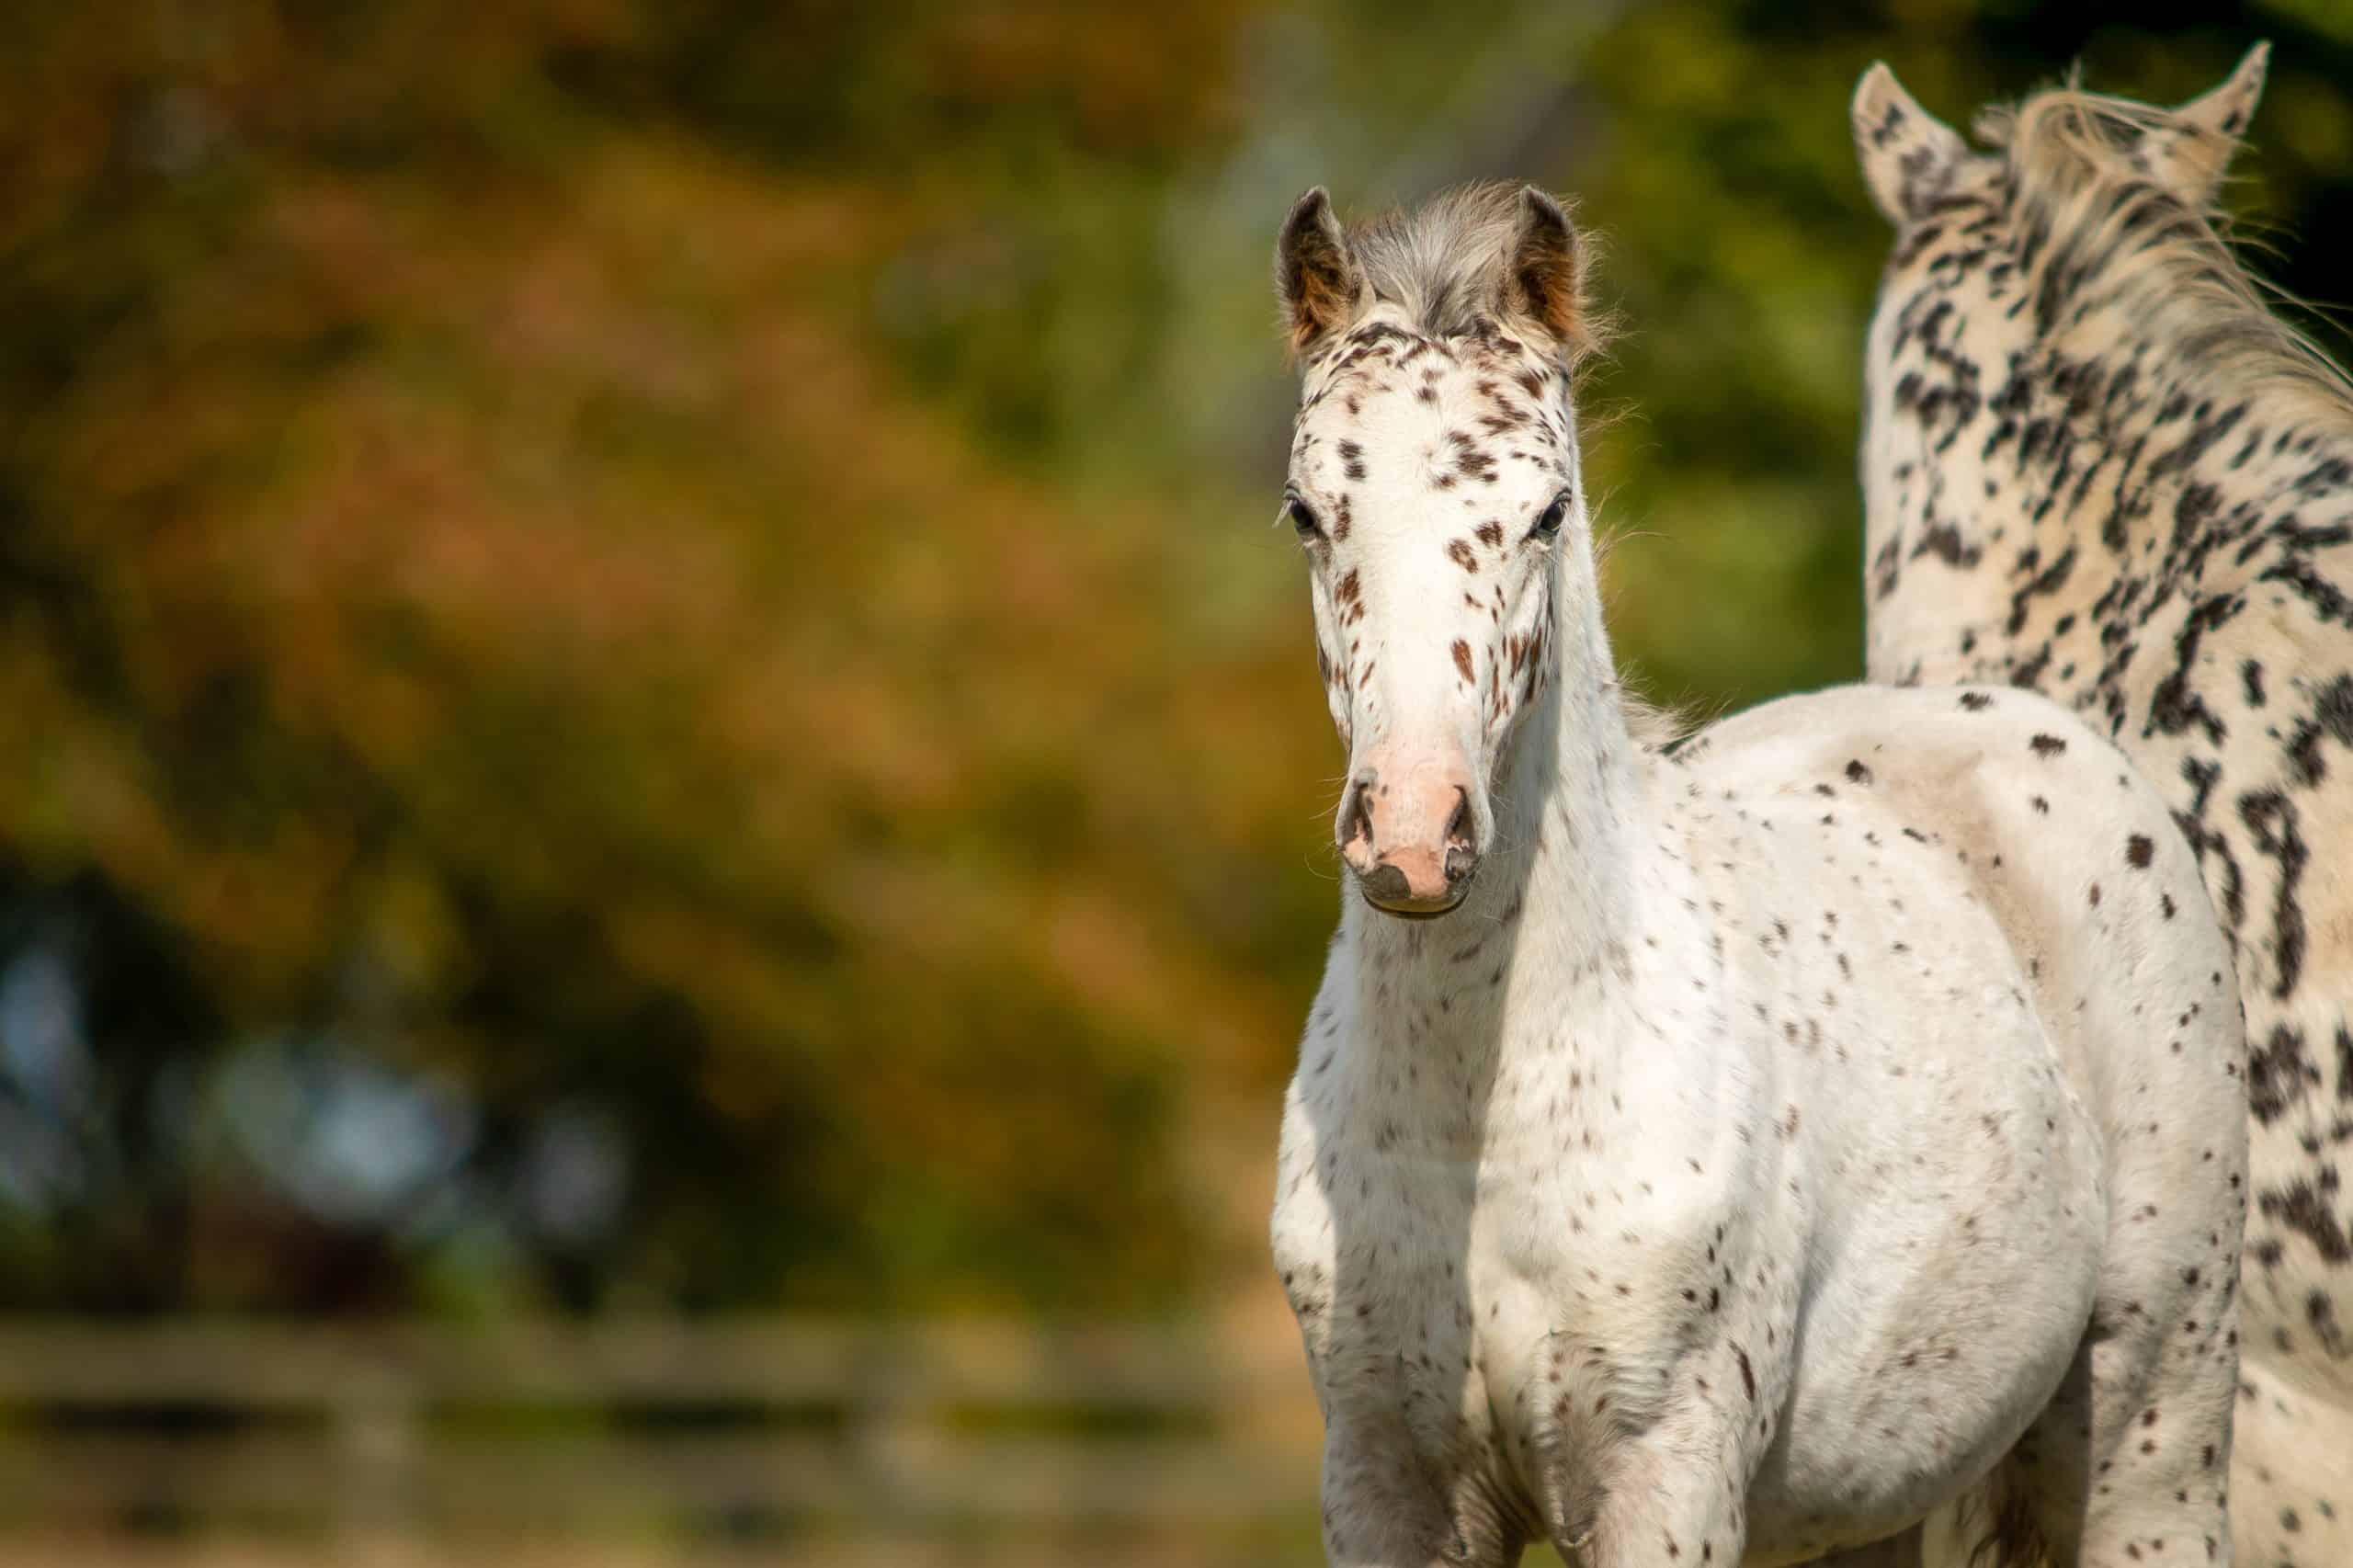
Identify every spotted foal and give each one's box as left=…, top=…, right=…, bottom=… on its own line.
left=1267, top=182, right=2245, bottom=1567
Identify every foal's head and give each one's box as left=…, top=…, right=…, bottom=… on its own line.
left=1274, top=183, right=1597, bottom=917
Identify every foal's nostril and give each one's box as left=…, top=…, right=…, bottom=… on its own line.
left=1341, top=774, right=1377, bottom=852
left=1443, top=788, right=1472, bottom=851
left=1443, top=788, right=1479, bottom=887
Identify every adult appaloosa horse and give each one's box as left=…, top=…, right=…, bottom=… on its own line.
left=1853, top=47, right=2352, bottom=1568
left=1265, top=180, right=2246, bottom=1567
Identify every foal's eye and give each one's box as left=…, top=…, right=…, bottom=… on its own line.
left=1532, top=493, right=1571, bottom=538
left=1285, top=495, right=1323, bottom=539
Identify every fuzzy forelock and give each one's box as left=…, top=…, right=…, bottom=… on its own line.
left=1340, top=182, right=1610, bottom=363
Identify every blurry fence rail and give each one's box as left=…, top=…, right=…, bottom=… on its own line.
left=0, top=1318, right=1322, bottom=1538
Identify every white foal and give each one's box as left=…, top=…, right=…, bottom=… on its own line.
left=1265, top=182, right=2247, bottom=1567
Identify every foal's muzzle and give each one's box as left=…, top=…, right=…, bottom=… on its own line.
left=1338, top=769, right=1482, bottom=916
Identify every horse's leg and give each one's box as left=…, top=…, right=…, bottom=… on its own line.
left=2224, top=1355, right=2353, bottom=1567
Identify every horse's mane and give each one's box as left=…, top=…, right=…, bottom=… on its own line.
left=1976, top=81, right=2353, bottom=428
left=1623, top=690, right=1697, bottom=756
left=1344, top=182, right=1614, bottom=359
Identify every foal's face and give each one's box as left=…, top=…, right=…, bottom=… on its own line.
left=1274, top=183, right=1590, bottom=917
left=1286, top=322, right=1576, bottom=915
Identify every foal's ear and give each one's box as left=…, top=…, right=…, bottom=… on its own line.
left=1506, top=187, right=1588, bottom=358
left=2143, top=41, right=2268, bottom=206
left=1276, top=187, right=1362, bottom=358
left=1852, top=62, right=1967, bottom=225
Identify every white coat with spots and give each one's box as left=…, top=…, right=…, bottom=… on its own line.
left=1265, top=183, right=2247, bottom=1567
left=1851, top=50, right=2353, bottom=1566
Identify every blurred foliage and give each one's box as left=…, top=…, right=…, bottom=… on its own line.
left=0, top=0, right=2345, bottom=1315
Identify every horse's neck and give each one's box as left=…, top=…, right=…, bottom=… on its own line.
left=1872, top=293, right=2353, bottom=675
left=1336, top=552, right=1660, bottom=1130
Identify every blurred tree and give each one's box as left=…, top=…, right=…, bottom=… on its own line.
left=0, top=0, right=2342, bottom=1314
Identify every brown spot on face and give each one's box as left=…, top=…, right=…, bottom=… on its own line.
left=2127, top=834, right=2154, bottom=868
left=1846, top=759, right=1873, bottom=785
left=1336, top=568, right=1361, bottom=607
left=1960, top=690, right=1993, bottom=710
left=1452, top=639, right=1475, bottom=685
left=1447, top=539, right=1479, bottom=574
left=2029, top=733, right=2067, bottom=757
left=1338, top=439, right=1366, bottom=481
left=1445, top=429, right=1499, bottom=484
left=1475, top=520, right=1505, bottom=548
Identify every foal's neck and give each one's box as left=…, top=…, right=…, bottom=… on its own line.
left=1342, top=528, right=1655, bottom=1102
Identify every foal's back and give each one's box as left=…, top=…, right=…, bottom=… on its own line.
left=1686, top=682, right=2248, bottom=1563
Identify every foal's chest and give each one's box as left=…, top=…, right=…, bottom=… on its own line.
left=1272, top=1131, right=1553, bottom=1498
left=1272, top=1059, right=1733, bottom=1533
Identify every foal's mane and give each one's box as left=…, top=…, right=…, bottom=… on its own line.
left=1976, top=81, right=2353, bottom=428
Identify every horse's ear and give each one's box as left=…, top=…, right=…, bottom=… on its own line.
left=1276, top=187, right=1361, bottom=358
left=1852, top=62, right=1966, bottom=225
left=2143, top=41, right=2268, bottom=206
left=1506, top=186, right=1587, bottom=358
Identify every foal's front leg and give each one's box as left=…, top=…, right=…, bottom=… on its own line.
left=1569, top=1417, right=1752, bottom=1568
left=1320, top=1414, right=1522, bottom=1568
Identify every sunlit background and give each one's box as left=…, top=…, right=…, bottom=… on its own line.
left=2, top=2, right=2348, bottom=1563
